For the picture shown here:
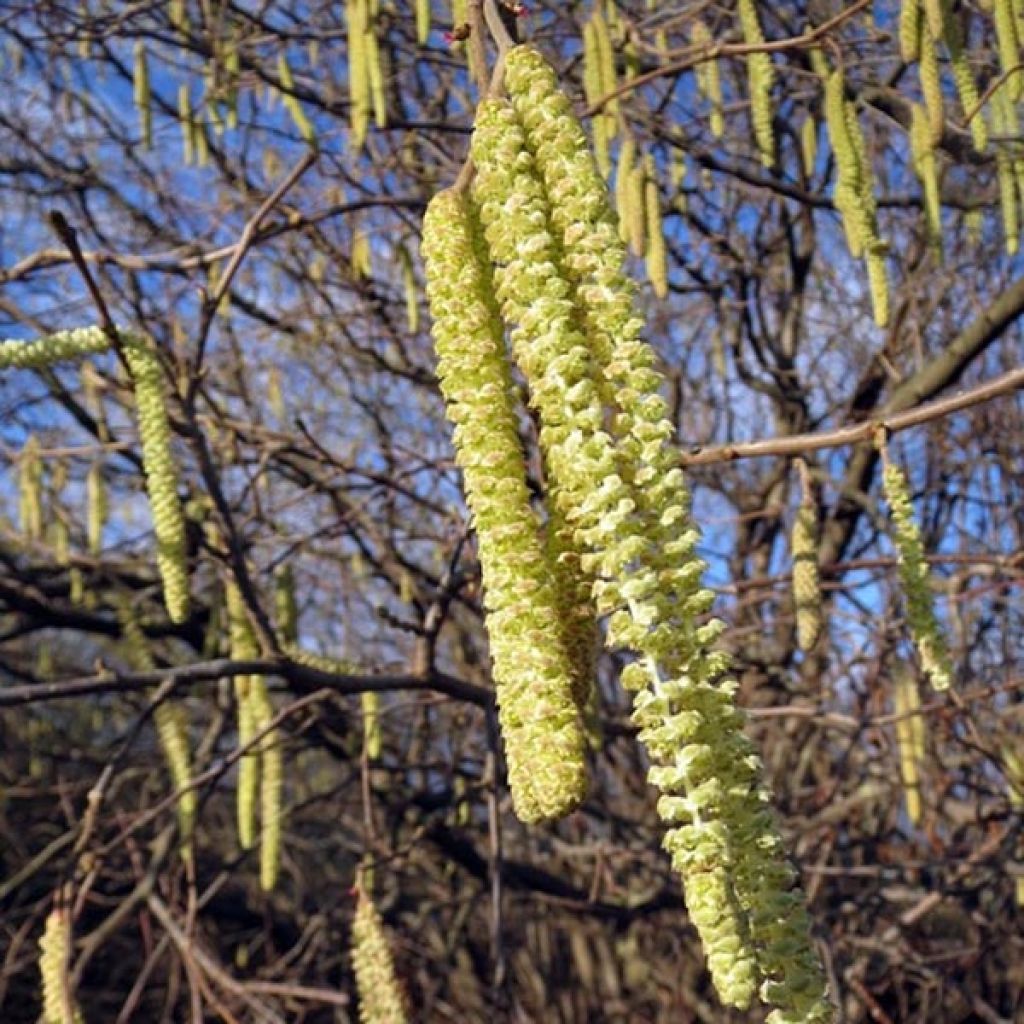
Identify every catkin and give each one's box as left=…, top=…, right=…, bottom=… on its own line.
left=791, top=497, right=822, bottom=652
left=800, top=116, right=818, bottom=178
left=118, top=599, right=197, bottom=852
left=248, top=676, right=282, bottom=892
left=365, top=21, right=387, bottom=129
left=486, top=50, right=834, bottom=1020
left=133, top=40, right=152, bottom=150
left=421, top=188, right=588, bottom=823
left=919, top=22, right=945, bottom=147
left=995, top=0, right=1022, bottom=101
left=940, top=0, right=987, bottom=151
left=644, top=166, right=668, bottom=298
left=691, top=21, right=724, bottom=138
left=910, top=103, right=943, bottom=256
left=582, top=19, right=611, bottom=177
left=880, top=450, right=954, bottom=690
left=737, top=0, right=775, bottom=167
left=615, top=136, right=637, bottom=243
left=277, top=53, right=317, bottom=146
left=923, top=0, right=944, bottom=37
left=398, top=244, right=420, bottom=333
left=900, top=0, right=923, bottom=61
left=122, top=336, right=190, bottom=624
left=993, top=86, right=1020, bottom=254
left=0, top=325, right=110, bottom=368
left=39, top=908, right=85, bottom=1024
left=416, top=0, right=430, bottom=44
left=592, top=9, right=618, bottom=133
left=893, top=666, right=926, bottom=824
left=626, top=163, right=646, bottom=258
left=274, top=564, right=298, bottom=645
left=348, top=0, right=371, bottom=150
left=226, top=581, right=260, bottom=849
left=86, top=461, right=107, bottom=555
left=18, top=435, right=43, bottom=541
left=362, top=690, right=381, bottom=759
left=351, top=884, right=408, bottom=1024
left=178, top=84, right=194, bottom=164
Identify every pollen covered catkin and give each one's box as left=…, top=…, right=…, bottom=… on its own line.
left=226, top=580, right=260, bottom=849
left=39, top=909, right=85, bottom=1024
left=18, top=435, right=43, bottom=541
left=122, top=336, right=190, bottom=624
left=351, top=885, right=408, bottom=1024
left=910, top=103, right=943, bottom=256
left=880, top=452, right=953, bottom=690
left=691, top=21, right=724, bottom=138
left=995, top=0, right=1022, bottom=101
left=86, top=461, right=107, bottom=555
left=737, top=0, right=775, bottom=167
left=484, top=51, right=833, bottom=1019
left=900, top=0, right=922, bottom=60
left=893, top=666, right=926, bottom=824
left=791, top=499, right=822, bottom=652
left=133, top=40, right=152, bottom=150
left=940, top=0, right=987, bottom=151
left=421, top=188, right=588, bottom=823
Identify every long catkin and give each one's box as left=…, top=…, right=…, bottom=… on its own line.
left=484, top=48, right=834, bottom=1021
left=421, top=188, right=588, bottom=823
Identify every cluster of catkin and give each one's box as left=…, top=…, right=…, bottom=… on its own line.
left=0, top=327, right=190, bottom=624
left=225, top=580, right=284, bottom=891
left=347, top=0, right=387, bottom=150
left=423, top=44, right=832, bottom=1022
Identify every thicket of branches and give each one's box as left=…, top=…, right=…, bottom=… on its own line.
left=1, top=1, right=1023, bottom=1021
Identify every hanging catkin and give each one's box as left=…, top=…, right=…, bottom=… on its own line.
left=39, top=908, right=85, bottom=1024
left=118, top=598, right=197, bottom=851
left=18, top=435, right=43, bottom=541
left=791, top=464, right=822, bottom=652
left=416, top=0, right=430, bottom=44
left=737, top=0, right=775, bottom=167
left=992, top=86, right=1020, bottom=254
left=397, top=244, right=419, bottom=333
left=878, top=442, right=953, bottom=690
left=893, top=665, right=926, bottom=824
left=133, top=40, right=152, bottom=150
left=122, top=336, right=190, bottom=624
left=351, top=883, right=408, bottom=1024
left=486, top=48, right=834, bottom=1021
left=900, top=0, right=923, bottom=61
left=582, top=19, right=611, bottom=176
left=86, top=461, right=107, bottom=555
left=178, top=84, right=194, bottom=164
left=691, top=21, right=724, bottom=138
left=347, top=0, right=371, bottom=150
left=644, top=163, right=669, bottom=299
left=226, top=580, right=260, bottom=850
left=995, top=0, right=1022, bottom=101
left=919, top=21, right=945, bottom=146
left=909, top=103, right=943, bottom=256
left=940, top=0, right=987, bottom=151
left=274, top=563, right=298, bottom=645
left=615, top=135, right=637, bottom=243
left=277, top=53, right=316, bottom=145
left=800, top=115, right=818, bottom=178
left=421, top=188, right=588, bottom=823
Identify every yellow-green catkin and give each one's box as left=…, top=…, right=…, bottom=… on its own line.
left=893, top=665, right=926, bottom=824
left=592, top=8, right=618, bottom=139
left=644, top=163, right=669, bottom=299
left=791, top=471, right=822, bottom=652
left=122, top=336, right=190, bottom=624
left=615, top=135, right=637, bottom=244
left=362, top=690, right=381, bottom=758
left=940, top=0, right=987, bottom=151
left=348, top=0, right=371, bottom=150
left=277, top=52, right=316, bottom=146
left=582, top=19, right=611, bottom=177
left=421, top=188, right=588, bottom=824
left=133, top=40, right=152, bottom=150
left=226, top=581, right=260, bottom=850
left=800, top=116, right=818, bottom=178
left=178, top=84, right=194, bottom=165
left=351, top=883, right=408, bottom=1024
left=86, top=461, right=107, bottom=555
left=39, top=908, right=85, bottom=1024
left=995, top=0, right=1022, bottom=101
left=900, top=0, right=922, bottom=61
left=250, top=676, right=282, bottom=892
left=738, top=0, right=775, bottom=167
left=822, top=70, right=889, bottom=326
left=398, top=244, right=419, bottom=333
left=118, top=599, right=197, bottom=852
left=18, top=435, right=43, bottom=541
left=274, top=564, right=298, bottom=645
left=919, top=20, right=945, bottom=146
left=488, top=49, right=834, bottom=1021
left=691, top=21, right=724, bottom=138
left=924, top=0, right=945, bottom=37
left=880, top=449, right=953, bottom=690
left=0, top=325, right=110, bottom=369
left=352, top=229, right=373, bottom=279
left=910, top=103, right=943, bottom=256
left=992, top=86, right=1020, bottom=254
left=626, top=163, right=646, bottom=258
left=416, top=0, right=430, bottom=45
